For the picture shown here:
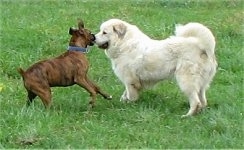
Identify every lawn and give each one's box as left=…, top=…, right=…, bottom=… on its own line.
left=0, top=0, right=243, bottom=149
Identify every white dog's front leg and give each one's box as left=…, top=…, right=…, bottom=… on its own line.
left=120, top=90, right=128, bottom=101
left=122, top=84, right=139, bottom=102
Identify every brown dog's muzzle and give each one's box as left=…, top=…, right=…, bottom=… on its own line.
left=91, top=34, right=96, bottom=41
left=89, top=34, right=96, bottom=46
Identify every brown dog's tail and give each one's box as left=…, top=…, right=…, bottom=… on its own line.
left=17, top=68, right=25, bottom=77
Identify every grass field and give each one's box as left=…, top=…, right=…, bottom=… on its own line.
left=0, top=0, right=243, bottom=149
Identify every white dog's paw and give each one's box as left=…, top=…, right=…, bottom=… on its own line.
left=120, top=95, right=133, bottom=103
left=120, top=97, right=137, bottom=104
left=120, top=95, right=128, bottom=102
left=181, top=114, right=190, bottom=118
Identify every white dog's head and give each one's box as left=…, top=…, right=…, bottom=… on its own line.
left=95, top=19, right=127, bottom=49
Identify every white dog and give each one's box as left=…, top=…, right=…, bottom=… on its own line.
left=95, top=19, right=217, bottom=117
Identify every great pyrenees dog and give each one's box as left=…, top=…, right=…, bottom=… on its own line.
left=95, top=19, right=217, bottom=117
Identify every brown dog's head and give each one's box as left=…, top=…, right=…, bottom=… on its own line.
left=69, top=19, right=95, bottom=47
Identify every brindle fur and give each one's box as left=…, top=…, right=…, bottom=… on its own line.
left=18, top=20, right=112, bottom=109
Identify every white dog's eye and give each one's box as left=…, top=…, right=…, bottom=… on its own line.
left=103, top=31, right=107, bottom=34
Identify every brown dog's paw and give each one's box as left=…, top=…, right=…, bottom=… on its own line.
left=106, top=95, right=113, bottom=100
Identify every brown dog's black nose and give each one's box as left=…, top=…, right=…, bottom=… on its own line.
left=91, top=34, right=96, bottom=41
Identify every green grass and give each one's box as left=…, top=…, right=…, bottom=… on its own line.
left=0, top=0, right=243, bottom=149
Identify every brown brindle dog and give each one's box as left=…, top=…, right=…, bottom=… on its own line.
left=18, top=20, right=112, bottom=109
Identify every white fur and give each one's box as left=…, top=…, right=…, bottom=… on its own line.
left=95, top=19, right=217, bottom=117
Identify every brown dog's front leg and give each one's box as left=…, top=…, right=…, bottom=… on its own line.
left=98, top=90, right=112, bottom=100
left=76, top=77, right=97, bottom=108
left=87, top=79, right=112, bottom=100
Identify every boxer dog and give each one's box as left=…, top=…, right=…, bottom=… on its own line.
left=18, top=20, right=112, bottom=109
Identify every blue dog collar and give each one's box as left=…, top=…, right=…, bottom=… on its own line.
left=67, top=46, right=89, bottom=53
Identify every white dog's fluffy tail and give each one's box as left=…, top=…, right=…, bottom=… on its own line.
left=175, top=23, right=215, bottom=57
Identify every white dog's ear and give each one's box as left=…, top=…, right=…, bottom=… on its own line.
left=113, top=23, right=126, bottom=38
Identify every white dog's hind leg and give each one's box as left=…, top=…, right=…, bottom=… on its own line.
left=198, top=88, right=207, bottom=108
left=176, top=72, right=203, bottom=117
left=181, top=91, right=202, bottom=118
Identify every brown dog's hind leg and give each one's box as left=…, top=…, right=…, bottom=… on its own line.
left=26, top=90, right=37, bottom=106
left=86, top=78, right=112, bottom=100
left=31, top=87, right=52, bottom=109
left=38, top=90, right=52, bottom=109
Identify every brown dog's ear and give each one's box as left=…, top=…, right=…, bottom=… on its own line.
left=113, top=23, right=126, bottom=38
left=69, top=27, right=74, bottom=35
left=78, top=19, right=84, bottom=29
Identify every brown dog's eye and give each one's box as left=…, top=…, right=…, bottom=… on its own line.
left=79, top=30, right=84, bottom=35
left=103, top=31, right=107, bottom=34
